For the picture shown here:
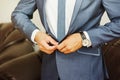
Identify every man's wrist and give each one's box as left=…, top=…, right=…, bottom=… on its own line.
left=79, top=31, right=92, bottom=47
left=31, top=29, right=40, bottom=44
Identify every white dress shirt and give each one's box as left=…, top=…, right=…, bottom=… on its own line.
left=31, top=0, right=91, bottom=46
left=45, top=0, right=76, bottom=37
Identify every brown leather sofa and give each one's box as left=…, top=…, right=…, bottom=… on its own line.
left=102, top=38, right=120, bottom=80
left=0, top=51, right=41, bottom=80
left=0, top=23, right=41, bottom=80
left=0, top=23, right=34, bottom=65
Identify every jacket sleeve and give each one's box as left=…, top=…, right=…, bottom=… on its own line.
left=11, top=0, right=38, bottom=40
left=87, top=0, right=120, bottom=47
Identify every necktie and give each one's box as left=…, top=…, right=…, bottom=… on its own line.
left=57, top=0, right=66, bottom=41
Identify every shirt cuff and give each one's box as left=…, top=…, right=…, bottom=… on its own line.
left=83, top=31, right=92, bottom=47
left=31, top=29, right=40, bottom=44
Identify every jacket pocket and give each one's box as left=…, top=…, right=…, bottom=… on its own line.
left=77, top=47, right=101, bottom=56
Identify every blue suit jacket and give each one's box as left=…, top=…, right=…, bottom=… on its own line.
left=12, top=0, right=120, bottom=80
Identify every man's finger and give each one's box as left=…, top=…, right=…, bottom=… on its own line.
left=39, top=45, right=55, bottom=54
left=57, top=41, right=66, bottom=50
left=42, top=41, right=57, bottom=50
left=48, top=36, right=58, bottom=46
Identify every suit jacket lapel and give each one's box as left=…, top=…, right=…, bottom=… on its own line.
left=70, top=0, right=83, bottom=25
left=43, top=0, right=48, bottom=32
left=68, top=0, right=83, bottom=34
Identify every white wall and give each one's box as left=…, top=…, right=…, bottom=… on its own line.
left=0, top=0, right=19, bottom=23
left=0, top=0, right=109, bottom=28
left=0, top=0, right=45, bottom=30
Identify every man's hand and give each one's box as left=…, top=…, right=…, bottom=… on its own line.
left=35, top=31, right=58, bottom=54
left=57, top=33, right=82, bottom=54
